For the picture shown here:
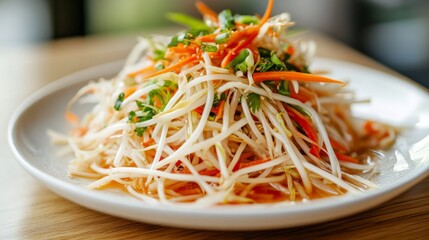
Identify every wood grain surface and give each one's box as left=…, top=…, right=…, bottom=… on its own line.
left=1, top=31, right=428, bottom=239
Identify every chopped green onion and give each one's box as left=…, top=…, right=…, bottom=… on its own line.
left=215, top=32, right=230, bottom=44
left=163, top=80, right=177, bottom=88
left=153, top=49, right=165, bottom=60
left=278, top=81, right=290, bottom=96
left=218, top=9, right=235, bottom=30
left=235, top=62, right=248, bottom=72
left=168, top=36, right=179, bottom=47
left=134, top=127, right=146, bottom=137
left=256, top=58, right=275, bottom=72
left=226, top=49, right=250, bottom=69
left=155, top=63, right=165, bottom=71
left=187, top=28, right=211, bottom=38
left=234, top=49, right=254, bottom=72
left=114, top=93, right=125, bottom=111
left=128, top=111, right=137, bottom=122
left=169, top=29, right=211, bottom=47
left=234, top=15, right=259, bottom=25
left=201, top=43, right=218, bottom=52
left=213, top=93, right=226, bottom=107
left=271, top=53, right=285, bottom=70
left=177, top=33, right=192, bottom=45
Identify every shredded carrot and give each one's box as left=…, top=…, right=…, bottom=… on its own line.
left=199, top=168, right=220, bottom=176
left=329, top=137, right=348, bottom=152
left=219, top=0, right=273, bottom=68
left=239, top=157, right=271, bottom=169
left=239, top=152, right=255, bottom=161
left=215, top=100, right=225, bottom=121
left=335, top=152, right=359, bottom=164
left=286, top=46, right=295, bottom=56
left=193, top=106, right=204, bottom=115
left=221, top=30, right=258, bottom=68
left=72, top=127, right=87, bottom=137
left=65, top=111, right=79, bottom=124
left=364, top=120, right=378, bottom=135
left=309, top=146, right=320, bottom=159
left=142, top=138, right=155, bottom=147
left=220, top=51, right=237, bottom=68
left=168, top=46, right=197, bottom=54
left=231, top=152, right=254, bottom=171
left=253, top=71, right=345, bottom=85
left=195, top=1, right=218, bottom=23
left=289, top=83, right=314, bottom=103
left=259, top=0, right=274, bottom=26
left=145, top=55, right=198, bottom=79
left=286, top=106, right=320, bottom=157
left=128, top=64, right=156, bottom=78
left=181, top=167, right=219, bottom=176
left=124, top=86, right=137, bottom=99
left=195, top=33, right=217, bottom=42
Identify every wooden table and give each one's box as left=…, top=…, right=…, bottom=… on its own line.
left=1, top=31, right=428, bottom=239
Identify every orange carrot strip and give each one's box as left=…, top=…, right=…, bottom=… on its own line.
left=335, top=152, right=359, bottom=164
left=124, top=86, right=137, bottom=99
left=289, top=83, right=311, bottom=103
left=286, top=45, right=295, bottom=56
left=195, top=1, right=218, bottom=22
left=198, top=168, right=220, bottom=176
left=364, top=120, right=378, bottom=135
left=142, top=138, right=155, bottom=147
left=65, top=111, right=79, bottom=124
left=286, top=106, right=320, bottom=157
left=259, top=0, right=274, bottom=26
left=195, top=33, right=217, bottom=42
left=289, top=83, right=315, bottom=103
left=231, top=152, right=255, bottom=172
left=215, top=100, right=225, bottom=121
left=253, top=71, right=345, bottom=85
left=71, top=127, right=87, bottom=137
left=219, top=0, right=274, bottom=68
left=128, top=64, right=156, bottom=78
left=220, top=51, right=237, bottom=68
left=239, top=158, right=271, bottom=169
left=145, top=55, right=198, bottom=79
left=168, top=46, right=197, bottom=54
left=193, top=106, right=204, bottom=115
left=221, top=30, right=258, bottom=68
left=239, top=152, right=255, bottom=161
left=329, top=137, right=348, bottom=152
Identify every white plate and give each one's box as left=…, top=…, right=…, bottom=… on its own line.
left=8, top=58, right=429, bottom=230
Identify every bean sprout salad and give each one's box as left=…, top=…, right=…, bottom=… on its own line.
left=51, top=0, right=396, bottom=206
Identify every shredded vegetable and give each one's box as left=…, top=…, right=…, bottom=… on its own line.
left=55, top=0, right=396, bottom=206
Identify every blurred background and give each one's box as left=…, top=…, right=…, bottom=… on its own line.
left=1, top=0, right=428, bottom=87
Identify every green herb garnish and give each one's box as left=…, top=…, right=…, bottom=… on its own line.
left=278, top=81, right=290, bottom=96
left=153, top=49, right=165, bottom=60
left=201, top=43, right=218, bottom=52
left=247, top=93, right=261, bottom=113
left=218, top=9, right=235, bottom=30
left=234, top=15, right=259, bottom=25
left=213, top=93, right=226, bottom=107
left=114, top=93, right=125, bottom=111
left=215, top=32, right=230, bottom=44
left=226, top=49, right=250, bottom=69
